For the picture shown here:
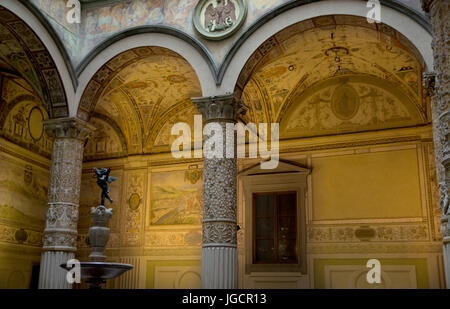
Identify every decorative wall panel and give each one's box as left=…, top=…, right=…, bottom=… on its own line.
left=149, top=170, right=202, bottom=226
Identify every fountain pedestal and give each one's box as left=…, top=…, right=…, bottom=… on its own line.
left=60, top=262, right=133, bottom=289
left=60, top=204, right=133, bottom=289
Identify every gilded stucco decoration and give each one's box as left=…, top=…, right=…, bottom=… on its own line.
left=308, top=224, right=429, bottom=242
left=84, top=116, right=127, bottom=161
left=0, top=6, right=68, bottom=118
left=238, top=15, right=427, bottom=139
left=145, top=230, right=202, bottom=248
left=280, top=75, right=423, bottom=139
left=128, top=193, right=141, bottom=211
left=151, top=104, right=200, bottom=153
left=122, top=171, right=145, bottom=246
left=0, top=77, right=53, bottom=157
left=78, top=46, right=201, bottom=159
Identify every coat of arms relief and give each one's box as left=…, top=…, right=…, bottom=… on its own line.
left=193, top=0, right=247, bottom=40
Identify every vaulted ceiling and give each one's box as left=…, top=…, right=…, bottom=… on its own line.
left=82, top=47, right=202, bottom=160
left=0, top=6, right=68, bottom=118
left=0, top=10, right=433, bottom=163
left=238, top=15, right=427, bottom=139
left=0, top=7, right=55, bottom=158
left=82, top=15, right=429, bottom=161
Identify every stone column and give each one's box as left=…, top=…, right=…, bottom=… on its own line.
left=422, top=0, right=450, bottom=287
left=38, top=118, right=94, bottom=289
left=192, top=94, right=245, bottom=289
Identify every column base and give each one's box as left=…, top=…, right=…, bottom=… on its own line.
left=202, top=246, right=237, bottom=289
left=38, top=251, right=74, bottom=289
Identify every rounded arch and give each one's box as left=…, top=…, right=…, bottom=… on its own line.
left=77, top=45, right=203, bottom=155
left=75, top=28, right=218, bottom=117
left=1, top=0, right=76, bottom=117
left=220, top=0, right=434, bottom=94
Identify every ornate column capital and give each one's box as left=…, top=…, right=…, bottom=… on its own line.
left=192, top=94, right=246, bottom=122
left=44, top=117, right=95, bottom=140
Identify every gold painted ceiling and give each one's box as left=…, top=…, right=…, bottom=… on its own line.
left=0, top=7, right=54, bottom=157
left=83, top=15, right=429, bottom=160
left=0, top=76, right=52, bottom=158
left=238, top=15, right=427, bottom=139
left=0, top=6, right=68, bottom=118
left=83, top=47, right=202, bottom=158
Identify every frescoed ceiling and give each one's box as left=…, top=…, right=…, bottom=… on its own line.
left=30, top=0, right=426, bottom=66
left=0, top=75, right=53, bottom=158
left=238, top=15, right=428, bottom=139
left=83, top=15, right=429, bottom=161
left=0, top=7, right=60, bottom=158
left=0, top=6, right=68, bottom=118
left=82, top=46, right=202, bottom=159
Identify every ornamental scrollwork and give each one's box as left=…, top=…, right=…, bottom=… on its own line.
left=202, top=221, right=237, bottom=245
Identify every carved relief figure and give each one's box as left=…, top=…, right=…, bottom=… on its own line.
left=204, top=0, right=237, bottom=32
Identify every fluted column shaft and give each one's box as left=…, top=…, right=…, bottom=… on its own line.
left=422, top=0, right=450, bottom=287
left=38, top=118, right=94, bottom=289
left=193, top=95, right=245, bottom=289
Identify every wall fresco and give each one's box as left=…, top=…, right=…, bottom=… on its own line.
left=280, top=74, right=422, bottom=139
left=0, top=155, right=47, bottom=230
left=30, top=0, right=80, bottom=62
left=150, top=170, right=203, bottom=225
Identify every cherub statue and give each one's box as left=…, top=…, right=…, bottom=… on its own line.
left=93, top=168, right=117, bottom=206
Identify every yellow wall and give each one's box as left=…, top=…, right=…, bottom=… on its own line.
left=314, top=258, right=430, bottom=289
left=74, top=128, right=445, bottom=289
left=312, top=149, right=423, bottom=220
left=0, top=138, right=48, bottom=289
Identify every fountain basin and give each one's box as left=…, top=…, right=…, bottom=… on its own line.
left=60, top=262, right=133, bottom=289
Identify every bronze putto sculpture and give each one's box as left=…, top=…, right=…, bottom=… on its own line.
left=93, top=167, right=117, bottom=205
